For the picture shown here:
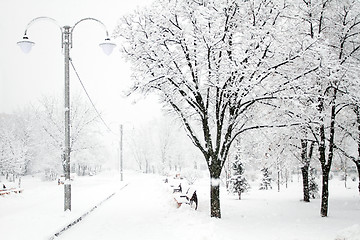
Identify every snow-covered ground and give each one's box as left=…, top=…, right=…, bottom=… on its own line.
left=0, top=171, right=125, bottom=239
left=1, top=171, right=359, bottom=240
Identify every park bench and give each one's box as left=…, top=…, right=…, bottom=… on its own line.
left=173, top=187, right=198, bottom=210
left=165, top=174, right=198, bottom=210
left=0, top=188, right=24, bottom=196
left=172, top=183, right=183, bottom=193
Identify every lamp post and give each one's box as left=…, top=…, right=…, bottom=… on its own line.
left=17, top=17, right=116, bottom=212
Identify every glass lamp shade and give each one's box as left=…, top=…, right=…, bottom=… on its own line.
left=17, top=36, right=35, bottom=54
left=99, top=38, right=116, bottom=55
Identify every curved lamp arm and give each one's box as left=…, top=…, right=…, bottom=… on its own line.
left=23, top=16, right=62, bottom=36
left=71, top=17, right=116, bottom=55
left=71, top=17, right=110, bottom=38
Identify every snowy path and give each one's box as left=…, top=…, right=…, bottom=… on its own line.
left=57, top=174, right=360, bottom=240
left=2, top=172, right=359, bottom=240
left=0, top=172, right=126, bottom=240
left=57, top=174, right=205, bottom=240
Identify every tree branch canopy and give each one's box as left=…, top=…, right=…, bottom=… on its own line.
left=115, top=0, right=312, bottom=218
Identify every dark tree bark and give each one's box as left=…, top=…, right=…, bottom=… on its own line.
left=301, top=138, right=315, bottom=202
left=301, top=139, right=310, bottom=202
left=320, top=165, right=331, bottom=217
left=209, top=160, right=222, bottom=218
left=210, top=184, right=221, bottom=218
left=301, top=165, right=310, bottom=202
left=319, top=123, right=329, bottom=217
left=318, top=89, right=336, bottom=217
left=356, top=107, right=360, bottom=195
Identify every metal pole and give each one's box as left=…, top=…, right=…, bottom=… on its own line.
left=120, top=124, right=123, bottom=181
left=63, top=25, right=71, bottom=211
left=19, top=17, right=115, bottom=212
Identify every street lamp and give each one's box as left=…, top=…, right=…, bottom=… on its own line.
left=17, top=16, right=116, bottom=212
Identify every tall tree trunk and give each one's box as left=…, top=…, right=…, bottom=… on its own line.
left=318, top=89, right=336, bottom=217
left=301, top=139, right=310, bottom=202
left=301, top=166, right=310, bottom=202
left=320, top=166, right=330, bottom=217
left=319, top=122, right=331, bottom=218
left=210, top=183, right=221, bottom=218
left=356, top=161, right=360, bottom=195
left=209, top=162, right=222, bottom=218
left=318, top=109, right=329, bottom=217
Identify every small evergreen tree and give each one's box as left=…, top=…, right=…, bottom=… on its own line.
left=229, top=160, right=249, bottom=200
left=259, top=167, right=272, bottom=190
left=309, top=167, right=319, bottom=199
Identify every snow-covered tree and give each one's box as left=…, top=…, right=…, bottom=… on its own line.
left=259, top=167, right=272, bottom=190
left=125, top=115, right=201, bottom=174
left=35, top=94, right=102, bottom=176
left=0, top=112, right=34, bottom=179
left=229, top=160, right=249, bottom=200
left=309, top=166, right=319, bottom=199
left=292, top=0, right=360, bottom=217
left=262, top=129, right=296, bottom=192
left=127, top=125, right=156, bottom=173
left=116, top=0, right=306, bottom=218
left=0, top=93, right=114, bottom=181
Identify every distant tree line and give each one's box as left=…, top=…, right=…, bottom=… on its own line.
left=0, top=95, right=108, bottom=181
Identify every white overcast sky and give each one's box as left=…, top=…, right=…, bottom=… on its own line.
left=0, top=0, right=159, bottom=129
